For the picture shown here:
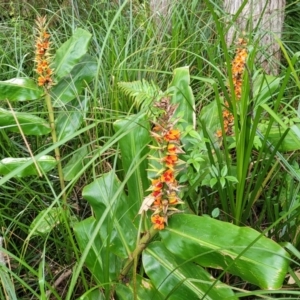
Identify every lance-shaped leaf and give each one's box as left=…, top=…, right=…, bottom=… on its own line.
left=143, top=242, right=237, bottom=300
left=55, top=97, right=88, bottom=140
left=52, top=28, right=92, bottom=81
left=78, top=289, right=105, bottom=300
left=29, top=207, right=63, bottom=236
left=0, top=156, right=56, bottom=177
left=199, top=99, right=220, bottom=136
left=114, top=114, right=150, bottom=217
left=63, top=145, right=88, bottom=181
left=51, top=55, right=97, bottom=107
left=82, top=171, right=137, bottom=258
left=160, top=214, right=290, bottom=289
left=73, top=217, right=122, bottom=283
left=168, top=67, right=195, bottom=147
left=258, top=123, right=300, bottom=152
left=0, top=78, right=43, bottom=101
left=253, top=73, right=281, bottom=108
left=0, top=108, right=50, bottom=135
left=116, top=274, right=164, bottom=300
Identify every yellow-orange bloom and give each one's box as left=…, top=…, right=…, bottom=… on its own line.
left=164, top=155, right=178, bottom=169
left=161, top=169, right=175, bottom=183
left=164, top=129, right=180, bottom=141
left=151, top=179, right=163, bottom=191
left=151, top=215, right=165, bottom=230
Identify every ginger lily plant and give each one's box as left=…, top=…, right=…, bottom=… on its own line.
left=0, top=12, right=295, bottom=300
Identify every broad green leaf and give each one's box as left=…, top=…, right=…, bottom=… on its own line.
left=78, top=289, right=105, bottom=300
left=82, top=171, right=137, bottom=258
left=253, top=73, right=281, bottom=107
left=63, top=145, right=88, bottom=181
left=0, top=78, right=43, bottom=101
left=114, top=114, right=150, bottom=216
left=53, top=28, right=92, bottom=81
left=168, top=67, right=195, bottom=147
left=29, top=207, right=63, bottom=236
left=0, top=108, right=50, bottom=135
left=52, top=55, right=97, bottom=106
left=258, top=123, right=300, bottom=152
left=259, top=104, right=300, bottom=151
left=73, top=217, right=122, bottom=283
left=199, top=99, right=220, bottom=135
left=116, top=275, right=164, bottom=300
left=55, top=97, right=88, bottom=140
left=0, top=155, right=56, bottom=177
left=160, top=214, right=290, bottom=289
left=143, top=242, right=237, bottom=300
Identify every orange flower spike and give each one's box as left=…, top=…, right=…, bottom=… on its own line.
left=151, top=215, right=165, bottom=230
left=34, top=16, right=53, bottom=90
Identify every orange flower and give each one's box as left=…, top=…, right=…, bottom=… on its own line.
left=151, top=215, right=165, bottom=230
left=151, top=179, right=163, bottom=191
left=153, top=196, right=162, bottom=206
left=164, top=129, right=180, bottom=141
left=168, top=191, right=179, bottom=205
left=164, top=155, right=178, bottom=169
left=152, top=190, right=161, bottom=198
left=167, top=144, right=177, bottom=154
left=161, top=169, right=175, bottom=183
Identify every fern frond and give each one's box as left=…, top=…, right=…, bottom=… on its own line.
left=118, top=79, right=162, bottom=109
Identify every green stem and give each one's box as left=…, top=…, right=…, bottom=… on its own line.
left=119, top=226, right=158, bottom=280
left=45, top=92, right=67, bottom=207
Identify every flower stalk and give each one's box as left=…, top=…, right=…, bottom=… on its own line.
left=34, top=16, right=66, bottom=205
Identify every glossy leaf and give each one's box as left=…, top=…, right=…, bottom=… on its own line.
left=114, top=114, right=150, bottom=216
left=0, top=78, right=43, bottom=101
left=116, top=274, right=164, bottom=300
left=73, top=217, right=122, bottom=283
left=52, top=55, right=97, bottom=106
left=253, top=73, right=281, bottom=107
left=63, top=145, right=88, bottom=181
left=55, top=97, right=88, bottom=140
left=0, top=108, right=50, bottom=135
left=199, top=99, right=221, bottom=136
left=29, top=207, right=63, bottom=236
left=53, top=28, right=92, bottom=82
left=78, top=289, right=105, bottom=300
left=143, top=242, right=237, bottom=300
left=160, top=214, right=290, bottom=289
left=0, top=156, right=56, bottom=177
left=168, top=67, right=195, bottom=146
left=82, top=171, right=137, bottom=258
left=258, top=123, right=300, bottom=152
